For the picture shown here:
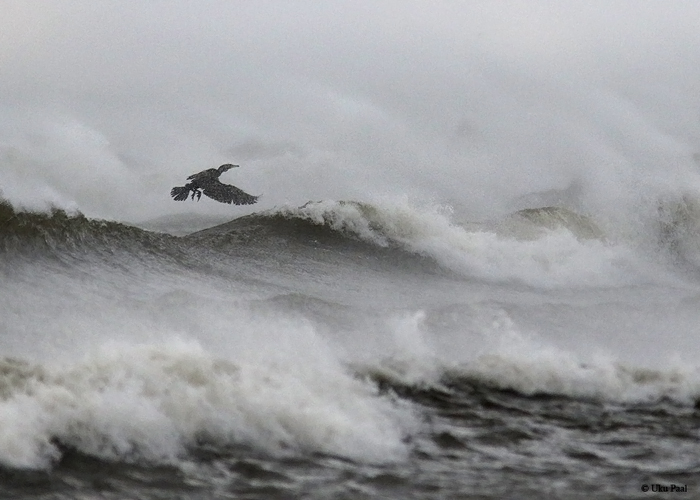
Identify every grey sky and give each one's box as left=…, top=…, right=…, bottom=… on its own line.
left=1, top=1, right=699, bottom=221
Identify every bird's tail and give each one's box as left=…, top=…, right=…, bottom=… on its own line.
left=170, top=186, right=191, bottom=201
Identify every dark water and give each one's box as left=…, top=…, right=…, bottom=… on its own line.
left=1, top=199, right=699, bottom=499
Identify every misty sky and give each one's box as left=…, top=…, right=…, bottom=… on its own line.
left=1, top=1, right=700, bottom=221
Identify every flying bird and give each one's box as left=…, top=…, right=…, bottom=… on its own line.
left=170, top=164, right=258, bottom=205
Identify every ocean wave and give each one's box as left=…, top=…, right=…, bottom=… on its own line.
left=0, top=199, right=195, bottom=275
left=0, top=341, right=414, bottom=470
left=503, top=206, right=605, bottom=241
left=358, top=314, right=700, bottom=407
left=197, top=199, right=646, bottom=288
left=460, top=342, right=700, bottom=405
left=351, top=304, right=700, bottom=406
left=2, top=196, right=688, bottom=287
left=0, top=199, right=171, bottom=257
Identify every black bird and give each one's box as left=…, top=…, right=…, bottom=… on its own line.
left=170, top=164, right=258, bottom=205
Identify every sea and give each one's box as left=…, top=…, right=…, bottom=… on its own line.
left=1, top=193, right=699, bottom=500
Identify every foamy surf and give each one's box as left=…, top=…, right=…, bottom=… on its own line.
left=464, top=331, right=700, bottom=404
left=3, top=197, right=700, bottom=498
left=268, top=199, right=649, bottom=287
left=4, top=2, right=700, bottom=496
left=357, top=310, right=700, bottom=406
left=0, top=340, right=414, bottom=470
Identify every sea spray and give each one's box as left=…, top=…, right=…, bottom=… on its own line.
left=0, top=340, right=415, bottom=470
left=256, top=199, right=648, bottom=287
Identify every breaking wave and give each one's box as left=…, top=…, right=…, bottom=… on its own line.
left=3, top=316, right=697, bottom=473
left=0, top=199, right=177, bottom=262
left=196, top=199, right=648, bottom=288
left=5, top=195, right=700, bottom=287
left=0, top=341, right=414, bottom=470
left=358, top=310, right=700, bottom=407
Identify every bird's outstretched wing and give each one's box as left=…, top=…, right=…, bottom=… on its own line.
left=202, top=180, right=259, bottom=205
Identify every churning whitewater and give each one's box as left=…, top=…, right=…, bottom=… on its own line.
left=1, top=194, right=700, bottom=498
left=3, top=2, right=700, bottom=498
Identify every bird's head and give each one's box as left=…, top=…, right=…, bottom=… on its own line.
left=218, top=164, right=239, bottom=173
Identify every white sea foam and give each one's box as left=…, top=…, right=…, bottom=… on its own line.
left=363, top=308, right=700, bottom=405
left=0, top=339, right=415, bottom=470
left=274, top=199, right=649, bottom=288
left=465, top=326, right=700, bottom=404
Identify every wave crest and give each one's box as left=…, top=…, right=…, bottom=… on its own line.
left=197, top=200, right=642, bottom=287
left=0, top=198, right=178, bottom=264
left=0, top=341, right=413, bottom=470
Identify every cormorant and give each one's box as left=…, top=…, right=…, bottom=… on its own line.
left=170, top=164, right=258, bottom=205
